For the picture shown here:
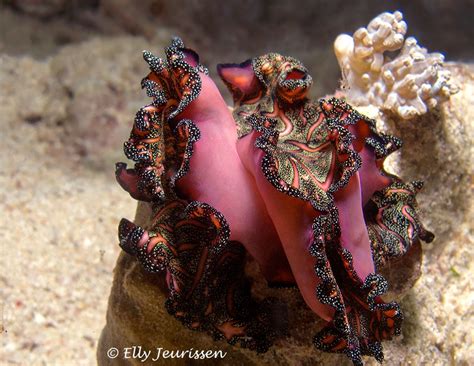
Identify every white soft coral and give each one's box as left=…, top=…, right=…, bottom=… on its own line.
left=334, top=11, right=458, bottom=119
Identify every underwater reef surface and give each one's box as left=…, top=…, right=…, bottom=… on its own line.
left=0, top=4, right=473, bottom=365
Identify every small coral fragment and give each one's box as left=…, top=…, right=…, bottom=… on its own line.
left=334, top=11, right=458, bottom=119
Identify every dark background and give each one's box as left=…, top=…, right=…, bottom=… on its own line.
left=1, top=0, right=473, bottom=97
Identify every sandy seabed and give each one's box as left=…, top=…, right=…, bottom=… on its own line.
left=0, top=78, right=136, bottom=364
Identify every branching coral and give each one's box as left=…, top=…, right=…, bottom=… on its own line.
left=334, top=11, right=458, bottom=119
left=115, top=38, right=434, bottom=365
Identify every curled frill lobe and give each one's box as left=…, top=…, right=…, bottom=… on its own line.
left=116, top=39, right=433, bottom=365
left=365, top=180, right=434, bottom=270
left=118, top=201, right=276, bottom=351
left=219, top=54, right=431, bottom=364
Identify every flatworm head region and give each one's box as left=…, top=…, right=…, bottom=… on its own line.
left=115, top=39, right=434, bottom=365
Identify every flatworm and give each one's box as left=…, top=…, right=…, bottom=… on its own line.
left=115, top=38, right=434, bottom=365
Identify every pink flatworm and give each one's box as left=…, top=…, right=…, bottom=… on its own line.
left=115, top=38, right=434, bottom=365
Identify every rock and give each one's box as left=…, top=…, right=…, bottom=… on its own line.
left=10, top=0, right=69, bottom=18
left=377, top=64, right=473, bottom=245
left=1, top=35, right=172, bottom=169
left=50, top=36, right=172, bottom=169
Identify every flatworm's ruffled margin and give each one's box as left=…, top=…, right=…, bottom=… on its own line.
left=141, top=37, right=208, bottom=121
left=171, top=119, right=201, bottom=189
left=311, top=243, right=403, bottom=365
left=118, top=201, right=274, bottom=351
left=366, top=180, right=435, bottom=270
